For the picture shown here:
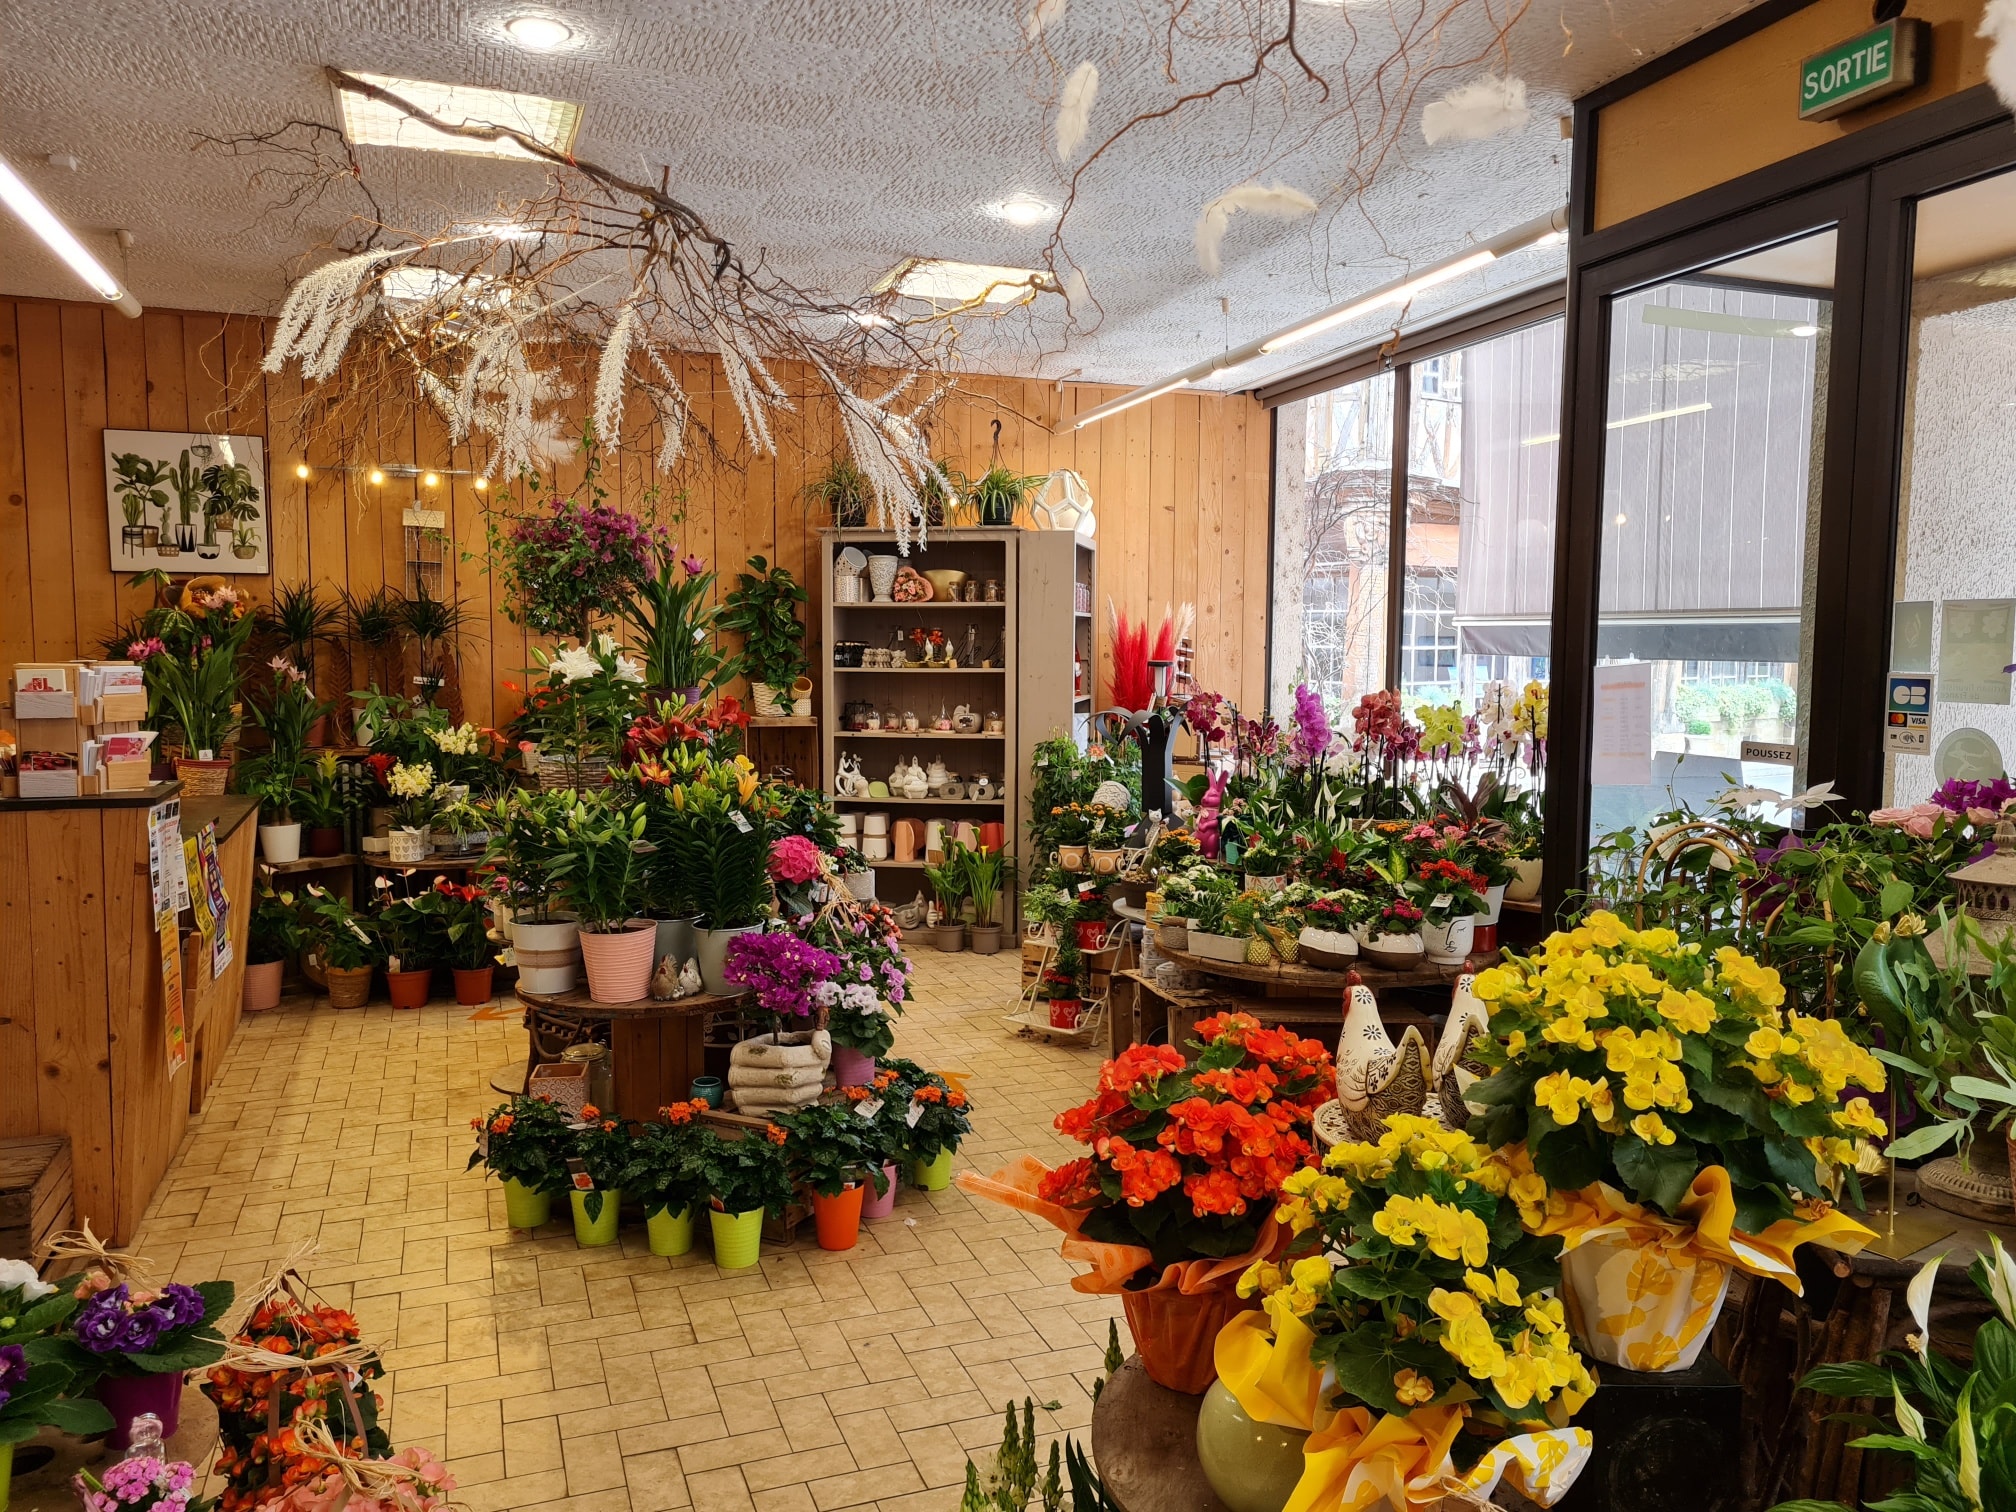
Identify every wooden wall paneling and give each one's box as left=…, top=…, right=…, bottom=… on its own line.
left=1220, top=395, right=1251, bottom=701
left=1170, top=392, right=1200, bottom=677
left=0, top=305, right=32, bottom=674
left=265, top=362, right=310, bottom=587
left=61, top=306, right=114, bottom=654
left=101, top=307, right=153, bottom=629
left=1194, top=391, right=1225, bottom=694
left=18, top=304, right=77, bottom=660
left=1148, top=392, right=1179, bottom=673
left=25, top=809, right=114, bottom=1236
left=0, top=815, right=37, bottom=1138
left=1243, top=400, right=1271, bottom=712
left=140, top=311, right=186, bottom=432
left=197, top=817, right=255, bottom=1096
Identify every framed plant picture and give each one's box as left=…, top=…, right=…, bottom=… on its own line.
left=102, top=429, right=268, bottom=574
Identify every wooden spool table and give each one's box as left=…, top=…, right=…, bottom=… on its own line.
left=514, top=984, right=756, bottom=1121
left=1089, top=1359, right=1229, bottom=1512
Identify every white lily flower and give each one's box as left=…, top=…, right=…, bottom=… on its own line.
left=1905, top=1251, right=1947, bottom=1360
left=0, top=1256, right=55, bottom=1299
left=1893, top=1383, right=1926, bottom=1443
left=1712, top=785, right=1783, bottom=811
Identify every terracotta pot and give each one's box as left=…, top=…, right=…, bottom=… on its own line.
left=308, top=826, right=345, bottom=857
left=1120, top=1282, right=1260, bottom=1394
left=324, top=964, right=373, bottom=1009
left=242, top=959, right=285, bottom=1012
left=386, top=967, right=432, bottom=1010
left=453, top=966, right=496, bottom=1005
left=579, top=920, right=658, bottom=1003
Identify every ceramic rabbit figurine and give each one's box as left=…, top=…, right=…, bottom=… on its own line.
left=1195, top=769, right=1230, bottom=859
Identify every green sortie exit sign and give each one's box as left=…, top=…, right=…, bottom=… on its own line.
left=1798, top=18, right=1928, bottom=122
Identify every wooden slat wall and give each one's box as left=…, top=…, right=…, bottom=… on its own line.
left=0, top=297, right=1273, bottom=725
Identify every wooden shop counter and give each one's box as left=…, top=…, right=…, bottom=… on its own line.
left=0, top=786, right=256, bottom=1242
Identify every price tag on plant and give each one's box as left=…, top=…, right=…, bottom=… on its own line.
left=730, top=810, right=753, bottom=834
left=906, top=1100, right=926, bottom=1128
left=566, top=1158, right=594, bottom=1192
left=476, top=1129, right=490, bottom=1159
left=1432, top=894, right=1452, bottom=910
left=854, top=1098, right=884, bottom=1121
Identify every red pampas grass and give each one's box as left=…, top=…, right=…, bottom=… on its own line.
left=1110, top=602, right=1150, bottom=711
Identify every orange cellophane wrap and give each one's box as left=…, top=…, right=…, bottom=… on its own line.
left=957, top=1155, right=1292, bottom=1393
left=1215, top=1311, right=1593, bottom=1511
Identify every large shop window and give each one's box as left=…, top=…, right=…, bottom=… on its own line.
left=1587, top=227, right=1835, bottom=850
left=1273, top=318, right=1562, bottom=720
left=1888, top=167, right=2016, bottom=797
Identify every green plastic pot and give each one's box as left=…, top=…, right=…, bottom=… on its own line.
left=570, top=1188, right=622, bottom=1247
left=709, top=1206, right=764, bottom=1269
left=646, top=1204, right=696, bottom=1257
left=502, top=1178, right=551, bottom=1230
left=912, top=1148, right=953, bottom=1192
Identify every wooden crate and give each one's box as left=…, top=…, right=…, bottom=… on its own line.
left=0, top=1136, right=73, bottom=1265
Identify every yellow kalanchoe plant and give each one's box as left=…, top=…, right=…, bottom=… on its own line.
left=1236, top=1116, right=1592, bottom=1430
left=1467, top=910, right=1888, bottom=1237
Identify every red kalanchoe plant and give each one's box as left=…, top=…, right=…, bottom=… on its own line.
left=1037, top=1013, right=1334, bottom=1272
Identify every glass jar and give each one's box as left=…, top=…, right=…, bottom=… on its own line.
left=561, top=1042, right=614, bottom=1113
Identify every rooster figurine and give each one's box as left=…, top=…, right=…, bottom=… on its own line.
left=1315, top=973, right=1431, bottom=1148
left=1423, top=974, right=1494, bottom=1131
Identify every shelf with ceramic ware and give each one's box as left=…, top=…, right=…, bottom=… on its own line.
left=830, top=665, right=1008, bottom=674
left=832, top=730, right=1004, bottom=740
left=744, top=714, right=817, bottom=727
left=834, top=599, right=1010, bottom=611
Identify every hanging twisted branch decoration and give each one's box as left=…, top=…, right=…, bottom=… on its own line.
left=222, top=69, right=1019, bottom=550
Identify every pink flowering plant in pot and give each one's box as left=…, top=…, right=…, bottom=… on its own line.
left=74, top=1455, right=215, bottom=1512
left=491, top=430, right=664, bottom=642
left=801, top=897, right=910, bottom=1058
left=723, top=930, right=847, bottom=1024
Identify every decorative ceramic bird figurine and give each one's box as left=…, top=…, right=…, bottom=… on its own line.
left=649, top=954, right=680, bottom=1001
left=671, top=959, right=704, bottom=1000
left=1319, top=974, right=1433, bottom=1146
left=1430, top=973, right=1494, bottom=1130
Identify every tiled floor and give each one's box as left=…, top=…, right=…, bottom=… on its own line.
left=133, top=947, right=1123, bottom=1512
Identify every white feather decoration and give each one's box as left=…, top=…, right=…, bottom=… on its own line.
left=1983, top=0, right=2016, bottom=114
left=1421, top=76, right=1531, bottom=145
left=263, top=246, right=408, bottom=380
left=1055, top=62, right=1099, bottom=162
left=644, top=345, right=690, bottom=473
left=1024, top=0, right=1065, bottom=41
left=1193, top=182, right=1318, bottom=278
left=593, top=299, right=638, bottom=446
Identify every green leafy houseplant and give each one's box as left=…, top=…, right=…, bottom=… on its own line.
left=617, top=534, right=738, bottom=696
left=925, top=847, right=970, bottom=924
left=804, top=458, right=871, bottom=528
left=718, top=556, right=808, bottom=702
left=144, top=607, right=256, bottom=756
left=700, top=1124, right=795, bottom=1217
left=260, top=581, right=343, bottom=681
left=201, top=459, right=262, bottom=541
left=0, top=1264, right=113, bottom=1445
left=964, top=846, right=1015, bottom=927
left=549, top=796, right=653, bottom=933
left=351, top=687, right=449, bottom=767
left=301, top=886, right=384, bottom=970
left=248, top=884, right=306, bottom=966
left=467, top=1095, right=578, bottom=1196
left=965, top=463, right=1044, bottom=527
left=1767, top=1241, right=2016, bottom=1512
left=652, top=756, right=777, bottom=928
left=341, top=585, right=407, bottom=689
left=880, top=1058, right=972, bottom=1164
left=484, top=788, right=580, bottom=922
left=110, top=452, right=170, bottom=541
left=400, top=581, right=469, bottom=691
left=570, top=1110, right=635, bottom=1223
left=614, top=1100, right=716, bottom=1222
left=781, top=1102, right=893, bottom=1198
left=512, top=637, right=646, bottom=773
left=373, top=887, right=439, bottom=973
left=296, top=751, right=352, bottom=832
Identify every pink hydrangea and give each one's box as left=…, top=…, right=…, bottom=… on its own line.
left=767, top=835, right=823, bottom=885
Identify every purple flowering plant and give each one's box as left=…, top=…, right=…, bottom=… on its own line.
left=0, top=1259, right=114, bottom=1442
left=492, top=429, right=667, bottom=641
left=722, top=929, right=846, bottom=1021
left=797, top=897, right=912, bottom=1056
left=48, top=1277, right=234, bottom=1385
left=75, top=1454, right=213, bottom=1512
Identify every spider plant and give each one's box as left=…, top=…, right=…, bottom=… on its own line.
left=261, top=582, right=342, bottom=680
left=803, top=458, right=871, bottom=528
left=965, top=464, right=1044, bottom=527
left=400, top=582, right=470, bottom=694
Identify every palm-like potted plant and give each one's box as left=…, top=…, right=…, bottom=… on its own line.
left=259, top=581, right=342, bottom=736
left=719, top=556, right=809, bottom=717
left=244, top=883, right=304, bottom=1012
left=924, top=849, right=969, bottom=952
left=618, top=539, right=737, bottom=701
left=341, top=585, right=406, bottom=702
left=400, top=582, right=468, bottom=702
left=963, top=846, right=1014, bottom=955
left=804, top=458, right=871, bottom=528
left=699, top=1123, right=794, bottom=1268
left=301, top=885, right=383, bottom=1008
left=615, top=1100, right=716, bottom=1256
left=552, top=796, right=656, bottom=1004
left=781, top=1102, right=892, bottom=1252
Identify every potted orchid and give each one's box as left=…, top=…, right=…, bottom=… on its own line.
left=384, top=759, right=436, bottom=864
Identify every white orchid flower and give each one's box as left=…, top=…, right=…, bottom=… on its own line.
left=1712, top=785, right=1783, bottom=811
left=1905, top=1251, right=1947, bottom=1361
left=1784, top=781, right=1839, bottom=810
left=0, top=1256, right=55, bottom=1300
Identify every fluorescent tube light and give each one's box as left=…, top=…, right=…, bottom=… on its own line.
left=335, top=73, right=582, bottom=160
left=1260, top=250, right=1497, bottom=355
left=874, top=257, right=1058, bottom=306
left=1071, top=206, right=1566, bottom=430
left=0, top=156, right=139, bottom=316
left=1521, top=400, right=1713, bottom=447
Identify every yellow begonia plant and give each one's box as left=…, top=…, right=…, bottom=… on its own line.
left=1467, top=910, right=1888, bottom=1236
left=1237, top=1116, right=1593, bottom=1431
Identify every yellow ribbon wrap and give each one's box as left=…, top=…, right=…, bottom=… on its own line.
left=1214, top=1312, right=1592, bottom=1511
left=1513, top=1155, right=1876, bottom=1370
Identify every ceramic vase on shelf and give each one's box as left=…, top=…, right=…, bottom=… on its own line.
left=579, top=921, right=657, bottom=1003
left=866, top=554, right=901, bottom=602
left=242, top=959, right=285, bottom=1012
left=695, top=924, right=761, bottom=996
left=1506, top=857, right=1543, bottom=902
left=1421, top=915, right=1475, bottom=965
left=512, top=916, right=581, bottom=995
left=1355, top=925, right=1425, bottom=971
left=258, top=821, right=302, bottom=865
left=387, top=827, right=429, bottom=864
left=1297, top=927, right=1357, bottom=971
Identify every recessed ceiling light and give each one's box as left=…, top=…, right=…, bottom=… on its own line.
left=986, top=194, right=1056, bottom=228
left=874, top=257, right=1058, bottom=306
left=334, top=72, right=582, bottom=160
left=504, top=14, right=573, bottom=50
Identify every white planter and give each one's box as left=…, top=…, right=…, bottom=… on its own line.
left=258, top=821, right=302, bottom=865
left=1422, top=916, right=1476, bottom=965
left=1187, top=931, right=1250, bottom=964
left=1506, top=858, right=1543, bottom=903
left=1356, top=927, right=1426, bottom=970
left=867, top=555, right=901, bottom=601
left=1156, top=920, right=1192, bottom=953
left=695, top=924, right=763, bottom=996
left=1478, top=883, right=1506, bottom=925
left=1298, top=926, right=1357, bottom=960
left=387, top=827, right=430, bottom=864
left=843, top=870, right=876, bottom=901
left=512, top=916, right=581, bottom=995
left=1559, top=1233, right=1732, bottom=1372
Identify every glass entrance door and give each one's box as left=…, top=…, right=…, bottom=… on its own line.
left=1586, top=226, right=1840, bottom=860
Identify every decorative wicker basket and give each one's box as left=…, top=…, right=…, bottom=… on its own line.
left=173, top=758, right=231, bottom=796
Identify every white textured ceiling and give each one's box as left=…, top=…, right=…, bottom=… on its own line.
left=2, top=0, right=1752, bottom=388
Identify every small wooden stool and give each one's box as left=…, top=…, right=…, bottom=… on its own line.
left=0, top=1135, right=72, bottom=1266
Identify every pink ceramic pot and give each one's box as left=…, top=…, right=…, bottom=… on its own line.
left=862, top=1163, right=899, bottom=1219
left=97, top=1370, right=182, bottom=1449
left=242, top=959, right=284, bottom=1012
left=830, top=1046, right=876, bottom=1088
left=579, top=921, right=657, bottom=1004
